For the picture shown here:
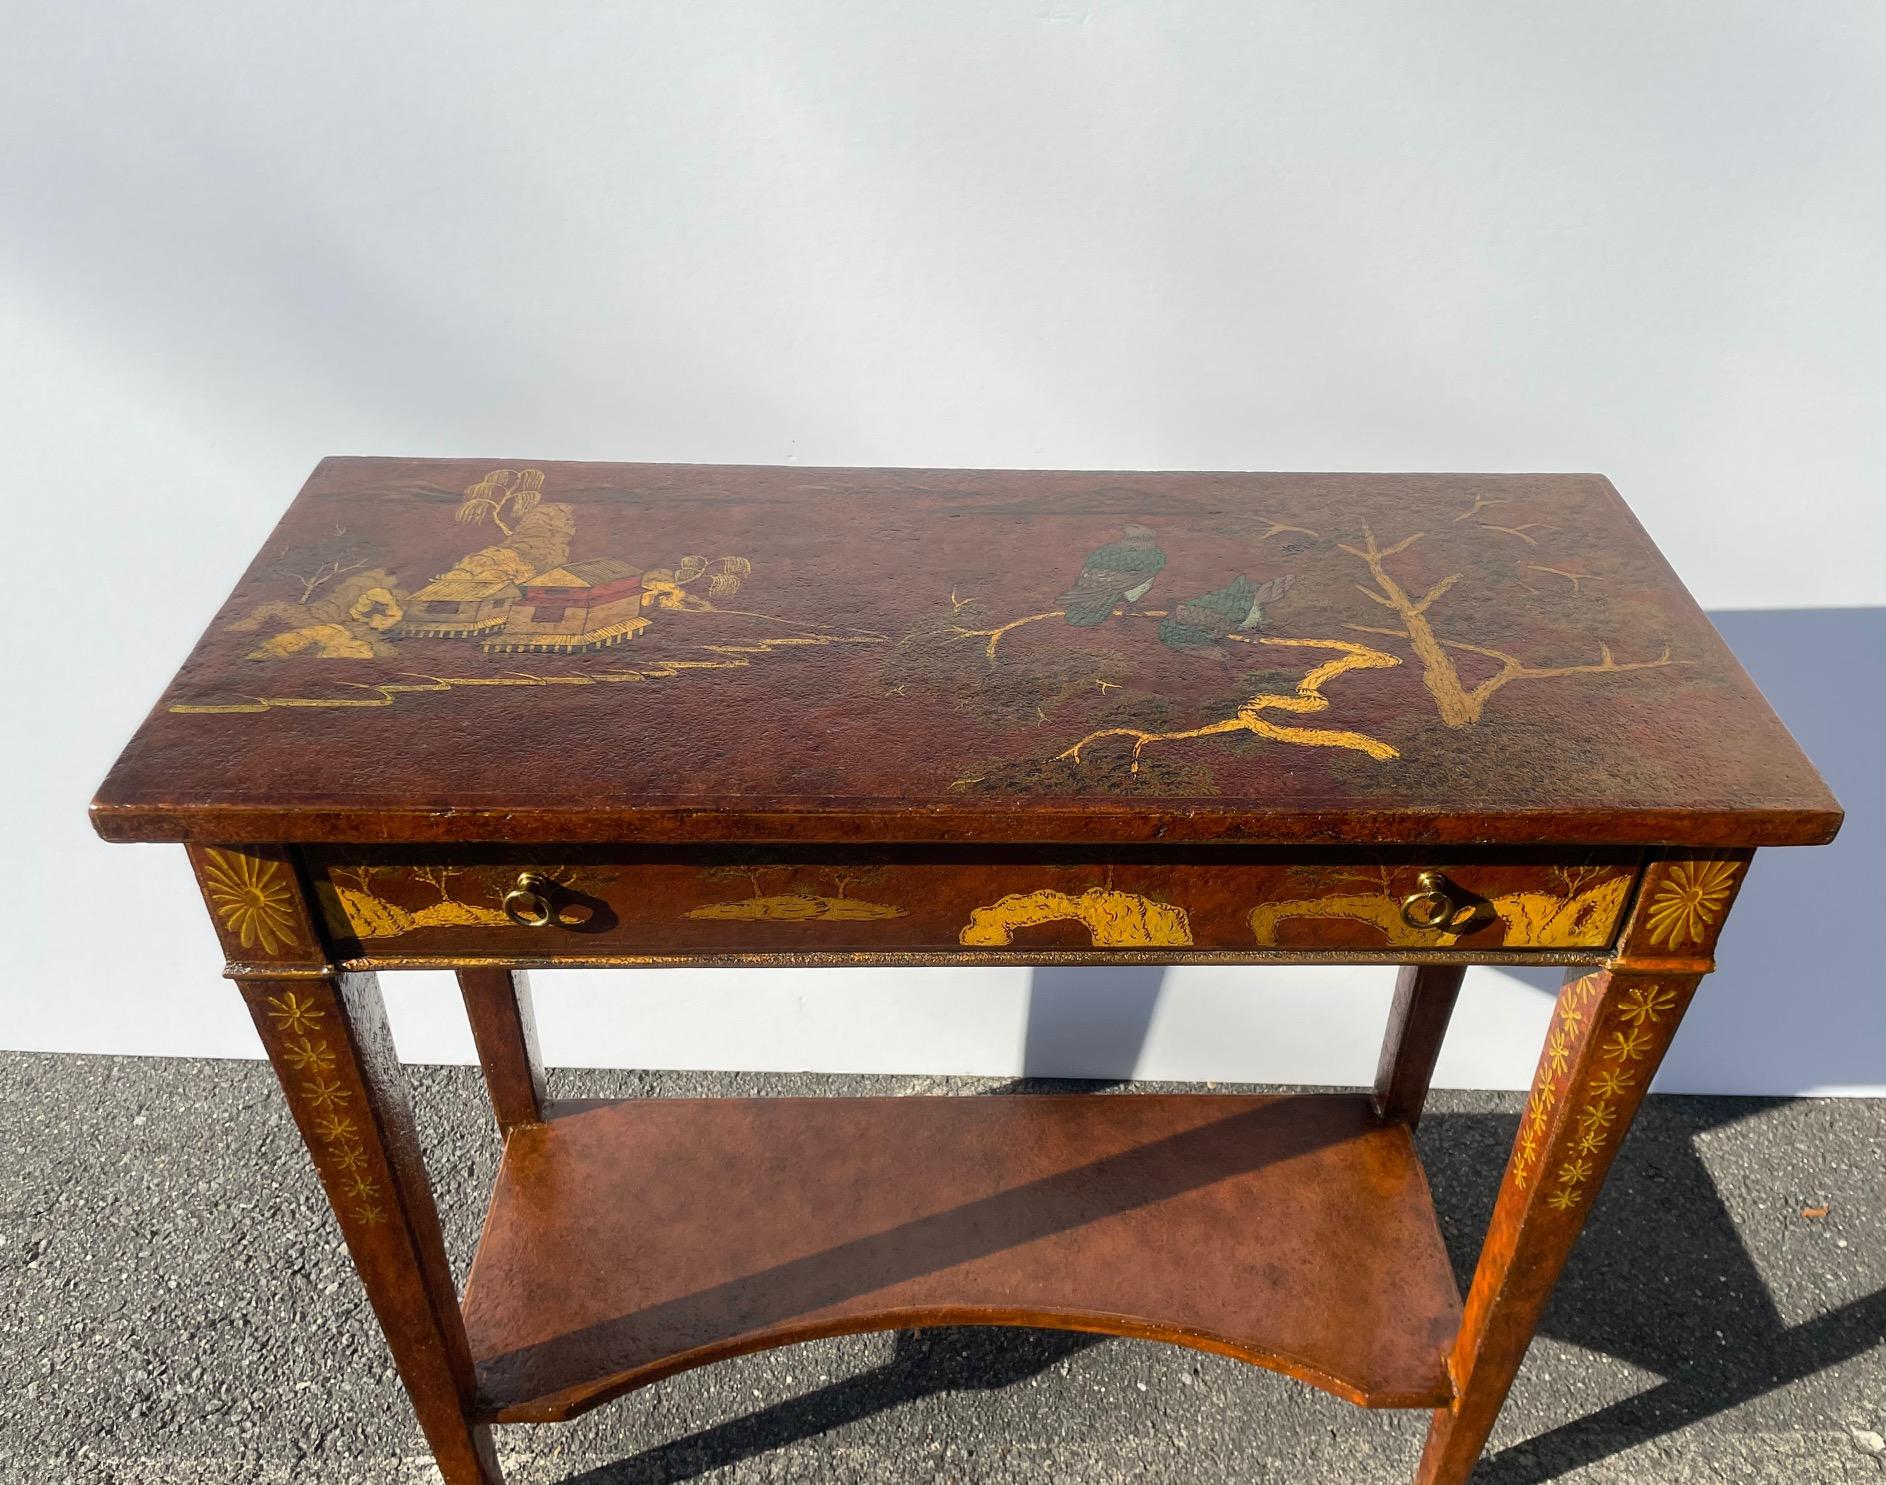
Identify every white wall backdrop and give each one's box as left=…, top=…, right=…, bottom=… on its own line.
left=3, top=2, right=1881, bottom=1093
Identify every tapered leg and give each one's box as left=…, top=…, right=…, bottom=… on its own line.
left=1411, top=849, right=1750, bottom=1484
left=1414, top=964, right=1700, bottom=1481
left=1374, top=963, right=1466, bottom=1127
left=457, top=968, right=548, bottom=1135
left=241, top=971, right=504, bottom=1485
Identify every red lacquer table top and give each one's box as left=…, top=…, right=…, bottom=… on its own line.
left=91, top=459, right=1838, bottom=847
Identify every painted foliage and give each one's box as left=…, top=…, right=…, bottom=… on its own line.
left=685, top=865, right=907, bottom=924
left=310, top=854, right=1632, bottom=953
left=960, top=889, right=1194, bottom=948
left=129, top=465, right=1805, bottom=829
left=914, top=498, right=1678, bottom=786
left=1245, top=865, right=1633, bottom=950
left=179, top=468, right=884, bottom=714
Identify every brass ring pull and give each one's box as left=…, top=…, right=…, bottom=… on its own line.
left=1399, top=871, right=1460, bottom=933
left=502, top=872, right=556, bottom=928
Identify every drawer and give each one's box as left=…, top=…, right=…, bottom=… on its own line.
left=306, top=848, right=1642, bottom=960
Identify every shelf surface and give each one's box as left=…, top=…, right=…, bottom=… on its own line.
left=461, top=1093, right=1463, bottom=1422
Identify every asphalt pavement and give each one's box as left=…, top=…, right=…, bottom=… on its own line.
left=2, top=1053, right=1881, bottom=1483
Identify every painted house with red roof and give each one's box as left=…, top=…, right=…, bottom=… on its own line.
left=480, top=557, right=651, bottom=653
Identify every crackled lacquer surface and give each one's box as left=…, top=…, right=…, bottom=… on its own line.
left=92, top=460, right=1838, bottom=844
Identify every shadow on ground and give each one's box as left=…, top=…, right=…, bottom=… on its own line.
left=549, top=1085, right=1884, bottom=1485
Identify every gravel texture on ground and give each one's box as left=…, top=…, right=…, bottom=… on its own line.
left=1, top=1053, right=1881, bottom=1483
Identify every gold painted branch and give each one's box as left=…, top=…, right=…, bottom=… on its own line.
left=1339, top=526, right=1676, bottom=728
left=1058, top=637, right=1402, bottom=772
left=949, top=604, right=1177, bottom=662
left=949, top=609, right=1067, bottom=662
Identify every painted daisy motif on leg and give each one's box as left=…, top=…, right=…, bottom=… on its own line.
left=264, top=992, right=324, bottom=1035
left=302, top=1078, right=353, bottom=1113
left=1601, top=1027, right=1655, bottom=1063
left=1619, top=984, right=1678, bottom=1026
left=280, top=1036, right=336, bottom=1073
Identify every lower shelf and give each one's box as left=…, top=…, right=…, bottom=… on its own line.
left=461, top=1092, right=1463, bottom=1423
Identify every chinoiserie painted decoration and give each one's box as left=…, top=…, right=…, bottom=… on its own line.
left=100, top=461, right=1827, bottom=848
left=259, top=989, right=388, bottom=1227
left=308, top=854, right=1641, bottom=954
left=190, top=466, right=872, bottom=698
left=86, top=459, right=1842, bottom=1485
left=201, top=848, right=304, bottom=955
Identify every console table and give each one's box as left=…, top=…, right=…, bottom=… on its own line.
left=90, top=460, right=1840, bottom=1483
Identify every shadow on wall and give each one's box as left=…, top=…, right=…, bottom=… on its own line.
left=1020, top=964, right=1168, bottom=1079
left=1014, top=607, right=1885, bottom=1095
left=1649, top=608, right=1885, bottom=1093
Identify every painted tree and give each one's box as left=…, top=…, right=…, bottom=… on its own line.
left=932, top=591, right=1403, bottom=770
left=410, top=865, right=465, bottom=902
left=699, top=863, right=790, bottom=900
left=820, top=865, right=890, bottom=902
left=1339, top=526, right=1674, bottom=728
left=329, top=863, right=396, bottom=895
left=642, top=555, right=754, bottom=610
left=454, top=468, right=544, bottom=536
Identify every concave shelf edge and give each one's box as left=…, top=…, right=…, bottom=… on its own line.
left=474, top=1301, right=1452, bottom=1424
left=460, top=1093, right=1464, bottom=1423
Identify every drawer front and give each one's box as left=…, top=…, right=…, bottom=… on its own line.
left=307, top=849, right=1641, bottom=959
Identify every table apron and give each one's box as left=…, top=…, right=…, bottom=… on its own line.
left=295, top=846, right=1646, bottom=965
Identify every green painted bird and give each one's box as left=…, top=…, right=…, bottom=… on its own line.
left=1058, top=525, right=1167, bottom=627
left=1158, top=573, right=1297, bottom=658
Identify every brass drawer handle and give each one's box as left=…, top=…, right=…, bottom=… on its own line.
left=1399, top=871, right=1461, bottom=933
left=502, top=872, right=557, bottom=928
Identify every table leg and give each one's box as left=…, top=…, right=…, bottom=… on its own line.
left=1410, top=846, right=1752, bottom=1483
left=1414, top=963, right=1701, bottom=1481
left=457, top=968, right=548, bottom=1135
left=1374, top=964, right=1466, bottom=1127
left=240, top=971, right=504, bottom=1485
